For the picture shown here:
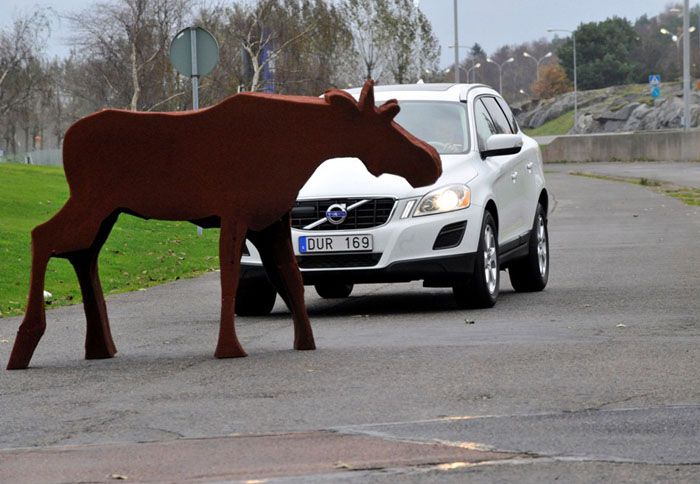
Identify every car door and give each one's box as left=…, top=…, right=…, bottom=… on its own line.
left=473, top=97, right=522, bottom=245
left=496, top=96, right=539, bottom=232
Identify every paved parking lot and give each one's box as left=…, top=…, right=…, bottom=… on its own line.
left=1, top=168, right=698, bottom=482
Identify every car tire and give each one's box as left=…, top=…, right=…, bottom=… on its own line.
left=508, top=203, right=549, bottom=292
left=453, top=211, right=499, bottom=309
left=315, top=283, right=354, bottom=299
left=235, top=279, right=277, bottom=316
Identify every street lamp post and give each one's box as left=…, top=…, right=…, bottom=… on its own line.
left=683, top=0, right=691, bottom=131
left=453, top=0, right=459, bottom=82
left=466, top=62, right=481, bottom=83
left=523, top=51, right=553, bottom=81
left=660, top=26, right=696, bottom=76
left=661, top=1, right=693, bottom=130
left=486, top=57, right=514, bottom=94
left=548, top=28, right=577, bottom=133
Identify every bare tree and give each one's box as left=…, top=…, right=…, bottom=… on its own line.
left=0, top=11, right=51, bottom=154
left=341, top=0, right=389, bottom=81
left=383, top=0, right=439, bottom=84
left=0, top=11, right=50, bottom=116
left=65, top=0, right=192, bottom=111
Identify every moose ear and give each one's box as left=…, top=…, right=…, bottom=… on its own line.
left=378, top=99, right=400, bottom=121
left=358, top=79, right=375, bottom=113
left=324, top=89, right=359, bottom=115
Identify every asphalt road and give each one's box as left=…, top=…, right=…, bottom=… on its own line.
left=1, top=169, right=699, bottom=482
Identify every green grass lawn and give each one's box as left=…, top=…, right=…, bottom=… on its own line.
left=0, top=163, right=221, bottom=318
left=524, top=110, right=575, bottom=137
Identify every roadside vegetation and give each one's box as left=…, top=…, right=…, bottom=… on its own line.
left=523, top=110, right=574, bottom=137
left=570, top=171, right=700, bottom=206
left=0, top=163, right=220, bottom=317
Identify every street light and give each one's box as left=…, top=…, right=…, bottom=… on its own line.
left=466, top=62, right=481, bottom=83
left=523, top=51, right=553, bottom=81
left=661, top=26, right=695, bottom=77
left=486, top=57, right=514, bottom=94
left=661, top=26, right=696, bottom=43
left=548, top=28, right=577, bottom=133
left=661, top=2, right=694, bottom=130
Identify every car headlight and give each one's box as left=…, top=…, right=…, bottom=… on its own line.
left=414, top=184, right=471, bottom=216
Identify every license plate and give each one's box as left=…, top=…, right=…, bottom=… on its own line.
left=299, top=234, right=373, bottom=253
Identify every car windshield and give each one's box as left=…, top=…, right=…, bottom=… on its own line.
left=391, top=101, right=469, bottom=154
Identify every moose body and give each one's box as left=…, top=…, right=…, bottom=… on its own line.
left=7, top=81, right=441, bottom=369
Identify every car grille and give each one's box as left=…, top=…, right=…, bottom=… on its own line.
left=297, top=253, right=382, bottom=269
left=291, top=198, right=396, bottom=230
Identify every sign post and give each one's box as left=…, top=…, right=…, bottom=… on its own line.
left=649, top=74, right=661, bottom=99
left=170, top=27, right=219, bottom=235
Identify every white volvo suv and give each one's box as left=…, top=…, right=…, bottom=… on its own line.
left=237, top=83, right=549, bottom=313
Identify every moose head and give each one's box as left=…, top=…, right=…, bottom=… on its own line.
left=324, top=80, right=442, bottom=188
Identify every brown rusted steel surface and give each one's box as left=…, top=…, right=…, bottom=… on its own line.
left=0, top=431, right=520, bottom=482
left=7, top=80, right=441, bottom=369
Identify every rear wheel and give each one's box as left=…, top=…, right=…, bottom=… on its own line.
left=509, top=203, right=549, bottom=292
left=453, top=211, right=499, bottom=309
left=235, top=279, right=277, bottom=316
left=315, top=282, right=354, bottom=299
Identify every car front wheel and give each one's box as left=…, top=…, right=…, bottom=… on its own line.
left=509, top=203, right=549, bottom=292
left=453, top=211, right=499, bottom=309
left=315, top=282, right=354, bottom=299
left=235, top=278, right=277, bottom=316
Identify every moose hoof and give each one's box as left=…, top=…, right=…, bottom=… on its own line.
left=6, top=327, right=45, bottom=370
left=85, top=346, right=117, bottom=360
left=294, top=337, right=316, bottom=351
left=214, top=345, right=248, bottom=359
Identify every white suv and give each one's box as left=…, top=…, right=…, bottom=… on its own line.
left=237, top=83, right=549, bottom=313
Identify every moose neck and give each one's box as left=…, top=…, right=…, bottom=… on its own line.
left=264, top=97, right=369, bottom=190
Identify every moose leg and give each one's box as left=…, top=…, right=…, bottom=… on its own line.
left=6, top=242, right=51, bottom=370
left=215, top=218, right=247, bottom=358
left=252, top=215, right=315, bottom=351
left=66, top=212, right=119, bottom=360
left=7, top=198, right=112, bottom=369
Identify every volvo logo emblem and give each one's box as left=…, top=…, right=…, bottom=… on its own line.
left=325, top=203, right=347, bottom=225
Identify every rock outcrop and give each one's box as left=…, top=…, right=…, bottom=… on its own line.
left=515, top=82, right=700, bottom=134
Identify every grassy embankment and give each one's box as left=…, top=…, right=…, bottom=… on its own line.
left=523, top=110, right=575, bottom=137
left=0, top=163, right=221, bottom=318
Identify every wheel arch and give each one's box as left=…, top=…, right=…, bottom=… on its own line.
left=484, top=199, right=498, bottom=234
left=538, top=189, right=549, bottom=217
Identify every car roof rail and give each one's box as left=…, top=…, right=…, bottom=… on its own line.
left=460, top=84, right=495, bottom=102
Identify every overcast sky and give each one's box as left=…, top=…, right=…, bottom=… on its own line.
left=0, top=0, right=687, bottom=66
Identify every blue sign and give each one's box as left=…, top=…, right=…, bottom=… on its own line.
left=648, top=74, right=661, bottom=85
left=651, top=86, right=660, bottom=98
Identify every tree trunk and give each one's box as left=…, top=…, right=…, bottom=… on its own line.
left=129, top=41, right=141, bottom=111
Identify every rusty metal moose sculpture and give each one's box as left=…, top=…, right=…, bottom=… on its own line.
left=7, top=80, right=442, bottom=369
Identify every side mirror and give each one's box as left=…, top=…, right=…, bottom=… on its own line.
left=480, top=134, right=523, bottom=158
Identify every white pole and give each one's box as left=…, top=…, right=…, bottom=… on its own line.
left=572, top=31, right=578, bottom=134
left=453, top=0, right=459, bottom=83
left=191, top=27, right=203, bottom=236
left=683, top=0, right=691, bottom=131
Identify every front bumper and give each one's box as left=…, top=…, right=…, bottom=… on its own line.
left=241, top=252, right=476, bottom=286
left=240, top=198, right=484, bottom=287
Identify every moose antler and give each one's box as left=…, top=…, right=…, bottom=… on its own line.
left=324, top=79, right=400, bottom=122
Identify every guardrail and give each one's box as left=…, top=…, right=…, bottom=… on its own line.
left=537, top=129, right=700, bottom=162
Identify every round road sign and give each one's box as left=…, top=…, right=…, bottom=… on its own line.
left=169, top=27, right=219, bottom=77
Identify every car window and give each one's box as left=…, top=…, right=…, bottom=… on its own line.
left=481, top=96, right=513, bottom=135
left=391, top=101, right=469, bottom=154
left=474, top=98, right=498, bottom=149
left=495, top=97, right=519, bottom=133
